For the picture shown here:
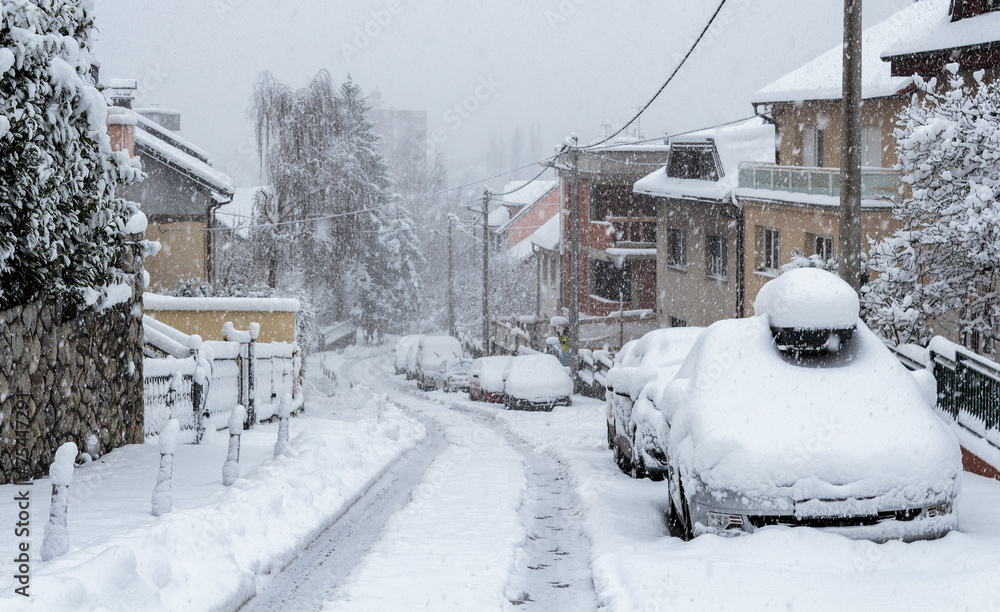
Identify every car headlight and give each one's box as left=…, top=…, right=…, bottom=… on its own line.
left=707, top=512, right=745, bottom=531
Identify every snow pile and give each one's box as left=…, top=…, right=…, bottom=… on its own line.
left=659, top=315, right=962, bottom=508
left=755, top=268, right=860, bottom=329
left=0, top=382, right=424, bottom=611
left=503, top=354, right=573, bottom=401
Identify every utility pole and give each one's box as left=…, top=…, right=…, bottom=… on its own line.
left=482, top=188, right=492, bottom=356
left=839, top=0, right=863, bottom=291
left=567, top=137, right=581, bottom=376
left=447, top=215, right=455, bottom=337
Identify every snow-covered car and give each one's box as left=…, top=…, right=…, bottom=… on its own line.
left=468, top=356, right=513, bottom=403
left=414, top=335, right=466, bottom=391
left=404, top=336, right=424, bottom=380
left=655, top=269, right=961, bottom=542
left=502, top=354, right=573, bottom=411
left=441, top=356, right=473, bottom=393
left=394, top=335, right=421, bottom=376
left=605, top=327, right=703, bottom=479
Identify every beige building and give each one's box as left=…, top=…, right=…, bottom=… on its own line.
left=634, top=118, right=775, bottom=327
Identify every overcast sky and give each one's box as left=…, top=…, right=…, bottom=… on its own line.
left=93, top=0, right=914, bottom=189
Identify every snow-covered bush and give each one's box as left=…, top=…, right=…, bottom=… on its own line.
left=0, top=0, right=144, bottom=311
left=864, top=66, right=1000, bottom=347
left=780, top=249, right=839, bottom=275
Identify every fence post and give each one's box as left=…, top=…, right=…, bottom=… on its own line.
left=246, top=323, right=259, bottom=428
left=41, top=442, right=77, bottom=561
left=189, top=335, right=211, bottom=445
left=223, top=405, right=246, bottom=486
left=152, top=419, right=179, bottom=516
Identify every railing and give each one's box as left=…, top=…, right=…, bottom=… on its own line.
left=143, top=321, right=301, bottom=441
left=738, top=163, right=901, bottom=202
left=606, top=216, right=656, bottom=247
left=930, top=348, right=1000, bottom=445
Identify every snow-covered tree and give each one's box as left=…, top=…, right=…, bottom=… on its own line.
left=249, top=72, right=421, bottom=334
left=863, top=67, right=1000, bottom=347
left=0, top=0, right=143, bottom=312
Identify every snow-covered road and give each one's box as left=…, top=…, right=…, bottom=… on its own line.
left=285, top=344, right=1000, bottom=612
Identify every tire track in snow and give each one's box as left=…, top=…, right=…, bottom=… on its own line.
left=239, top=411, right=448, bottom=612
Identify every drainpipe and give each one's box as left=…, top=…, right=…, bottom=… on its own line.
left=731, top=193, right=746, bottom=318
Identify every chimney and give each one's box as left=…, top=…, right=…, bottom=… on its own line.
left=107, top=78, right=137, bottom=109
left=105, top=78, right=138, bottom=158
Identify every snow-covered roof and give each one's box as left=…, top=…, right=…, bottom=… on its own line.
left=753, top=0, right=949, bottom=103
left=135, top=112, right=211, bottom=163
left=883, top=5, right=1000, bottom=59
left=509, top=213, right=561, bottom=261
left=498, top=179, right=558, bottom=208
left=215, top=186, right=262, bottom=238
left=633, top=118, right=775, bottom=202
left=487, top=204, right=510, bottom=228
left=135, top=128, right=235, bottom=197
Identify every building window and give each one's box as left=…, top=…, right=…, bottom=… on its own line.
left=666, top=145, right=719, bottom=181
left=760, top=227, right=780, bottom=271
left=592, top=260, right=632, bottom=302
left=862, top=125, right=882, bottom=167
left=802, top=126, right=824, bottom=167
left=668, top=316, right=688, bottom=328
left=811, top=233, right=834, bottom=260
left=667, top=228, right=687, bottom=269
left=705, top=235, right=728, bottom=280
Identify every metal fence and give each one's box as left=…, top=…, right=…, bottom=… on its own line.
left=143, top=327, right=300, bottom=441
left=930, top=348, right=1000, bottom=439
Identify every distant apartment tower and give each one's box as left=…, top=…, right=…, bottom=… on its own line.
left=369, top=89, right=427, bottom=172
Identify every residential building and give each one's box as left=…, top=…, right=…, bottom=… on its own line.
left=107, top=81, right=235, bottom=293
left=370, top=88, right=428, bottom=178
left=496, top=179, right=561, bottom=318
left=735, top=1, right=956, bottom=311
left=553, top=142, right=670, bottom=319
left=634, top=118, right=775, bottom=327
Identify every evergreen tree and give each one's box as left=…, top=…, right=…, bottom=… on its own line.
left=0, top=0, right=143, bottom=311
left=864, top=67, right=1000, bottom=348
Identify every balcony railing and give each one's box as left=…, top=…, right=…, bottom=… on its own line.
left=738, top=163, right=902, bottom=202
left=606, top=216, right=656, bottom=247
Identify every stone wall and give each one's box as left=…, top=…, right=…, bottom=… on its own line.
left=0, top=268, right=144, bottom=484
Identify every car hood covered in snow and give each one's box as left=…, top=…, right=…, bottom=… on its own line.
left=658, top=315, right=961, bottom=508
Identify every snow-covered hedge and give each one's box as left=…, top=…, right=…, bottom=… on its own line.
left=0, top=0, right=144, bottom=311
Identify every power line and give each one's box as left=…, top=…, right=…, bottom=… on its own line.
left=581, top=0, right=730, bottom=150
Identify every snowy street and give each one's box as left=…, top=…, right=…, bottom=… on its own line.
left=252, top=345, right=1000, bottom=611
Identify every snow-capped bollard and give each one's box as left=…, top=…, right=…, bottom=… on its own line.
left=223, top=405, right=246, bottom=486
left=41, top=442, right=78, bottom=561
left=152, top=419, right=180, bottom=516
left=274, top=393, right=293, bottom=458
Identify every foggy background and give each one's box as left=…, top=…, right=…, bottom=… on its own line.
left=93, top=0, right=914, bottom=188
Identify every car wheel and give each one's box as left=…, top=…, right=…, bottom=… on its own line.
left=613, top=440, right=632, bottom=475
left=667, top=479, right=694, bottom=541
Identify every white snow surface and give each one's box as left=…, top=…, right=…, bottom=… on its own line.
left=49, top=442, right=79, bottom=486
left=144, top=293, right=301, bottom=312
left=503, top=353, right=574, bottom=401
left=753, top=0, right=949, bottom=103
left=605, top=327, right=704, bottom=400
left=633, top=117, right=775, bottom=202
left=0, top=365, right=424, bottom=611
left=470, top=355, right=513, bottom=394
left=754, top=267, right=860, bottom=329
left=659, top=314, right=962, bottom=506
left=884, top=4, right=1000, bottom=59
